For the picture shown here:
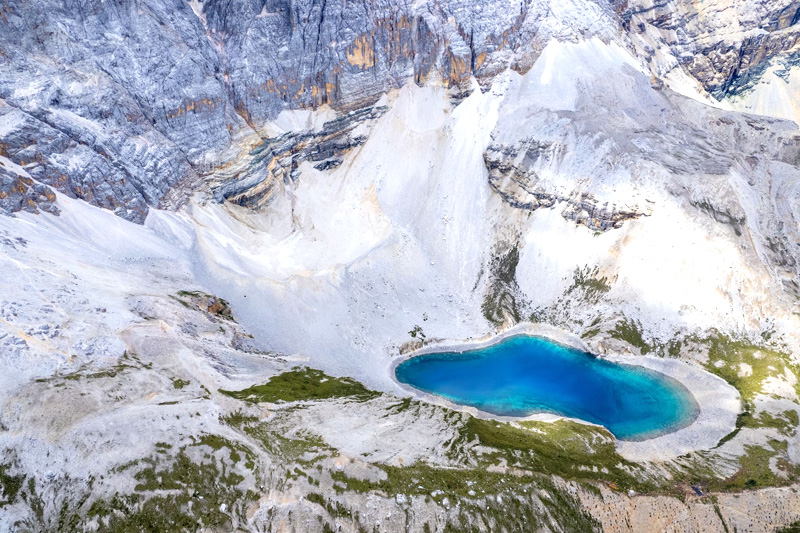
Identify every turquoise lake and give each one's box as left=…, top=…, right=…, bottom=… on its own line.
left=395, top=335, right=699, bottom=441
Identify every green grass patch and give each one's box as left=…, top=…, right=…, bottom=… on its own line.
left=610, top=318, right=652, bottom=354
left=133, top=452, right=244, bottom=492
left=778, top=520, right=800, bottom=532
left=171, top=378, right=190, bottom=389
left=750, top=410, right=799, bottom=436
left=697, top=332, right=798, bottom=403
left=46, top=362, right=133, bottom=383
left=457, top=418, right=653, bottom=492
left=567, top=266, right=611, bottom=302
left=330, top=462, right=598, bottom=532
left=43, top=434, right=262, bottom=532
left=220, top=410, right=259, bottom=427
left=220, top=367, right=380, bottom=403
left=714, top=404, right=753, bottom=448
left=223, top=408, right=334, bottom=465
left=192, top=434, right=257, bottom=471
left=0, top=463, right=25, bottom=508
left=176, top=290, right=204, bottom=298
left=707, top=439, right=800, bottom=491
left=88, top=451, right=253, bottom=531
left=305, top=492, right=358, bottom=521
left=168, top=294, right=193, bottom=309
left=580, top=316, right=604, bottom=340
left=249, top=427, right=332, bottom=464
left=384, top=397, right=415, bottom=415
left=328, top=459, right=533, bottom=498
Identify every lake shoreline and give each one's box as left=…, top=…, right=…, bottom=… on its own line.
left=389, top=323, right=741, bottom=462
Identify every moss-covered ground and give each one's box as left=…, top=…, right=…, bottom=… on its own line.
left=85, top=436, right=257, bottom=532
left=220, top=367, right=380, bottom=403
left=697, top=332, right=800, bottom=403
left=0, top=463, right=25, bottom=508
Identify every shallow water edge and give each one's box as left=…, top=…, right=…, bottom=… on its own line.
left=396, top=335, right=700, bottom=441
left=389, top=323, right=741, bottom=462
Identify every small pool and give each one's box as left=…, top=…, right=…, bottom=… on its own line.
left=395, top=335, right=699, bottom=441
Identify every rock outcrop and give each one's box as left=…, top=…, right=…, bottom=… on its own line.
left=0, top=0, right=534, bottom=220
left=212, top=104, right=388, bottom=208
left=484, top=144, right=644, bottom=231
left=0, top=168, right=59, bottom=218
left=0, top=0, right=615, bottom=221
left=2, top=0, right=797, bottom=222
left=615, top=0, right=800, bottom=98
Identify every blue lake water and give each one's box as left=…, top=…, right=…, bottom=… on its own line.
left=395, top=335, right=699, bottom=441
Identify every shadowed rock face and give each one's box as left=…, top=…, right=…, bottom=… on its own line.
left=0, top=169, right=59, bottom=218
left=198, top=0, right=553, bottom=118
left=0, top=0, right=798, bottom=223
left=614, top=0, right=800, bottom=98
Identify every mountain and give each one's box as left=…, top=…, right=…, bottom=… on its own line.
left=1, top=0, right=800, bottom=531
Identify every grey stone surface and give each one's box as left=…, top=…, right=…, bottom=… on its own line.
left=2, top=0, right=795, bottom=222
left=0, top=0, right=616, bottom=221
left=615, top=0, right=800, bottom=98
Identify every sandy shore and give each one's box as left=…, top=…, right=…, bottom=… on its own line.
left=389, top=323, right=741, bottom=462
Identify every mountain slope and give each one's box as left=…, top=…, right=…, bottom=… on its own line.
left=2, top=0, right=800, bottom=531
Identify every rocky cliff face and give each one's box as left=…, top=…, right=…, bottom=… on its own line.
left=615, top=0, right=800, bottom=98
left=0, top=0, right=612, bottom=221
left=2, top=0, right=796, bottom=222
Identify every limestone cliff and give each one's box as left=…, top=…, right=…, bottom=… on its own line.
left=4, top=0, right=795, bottom=223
